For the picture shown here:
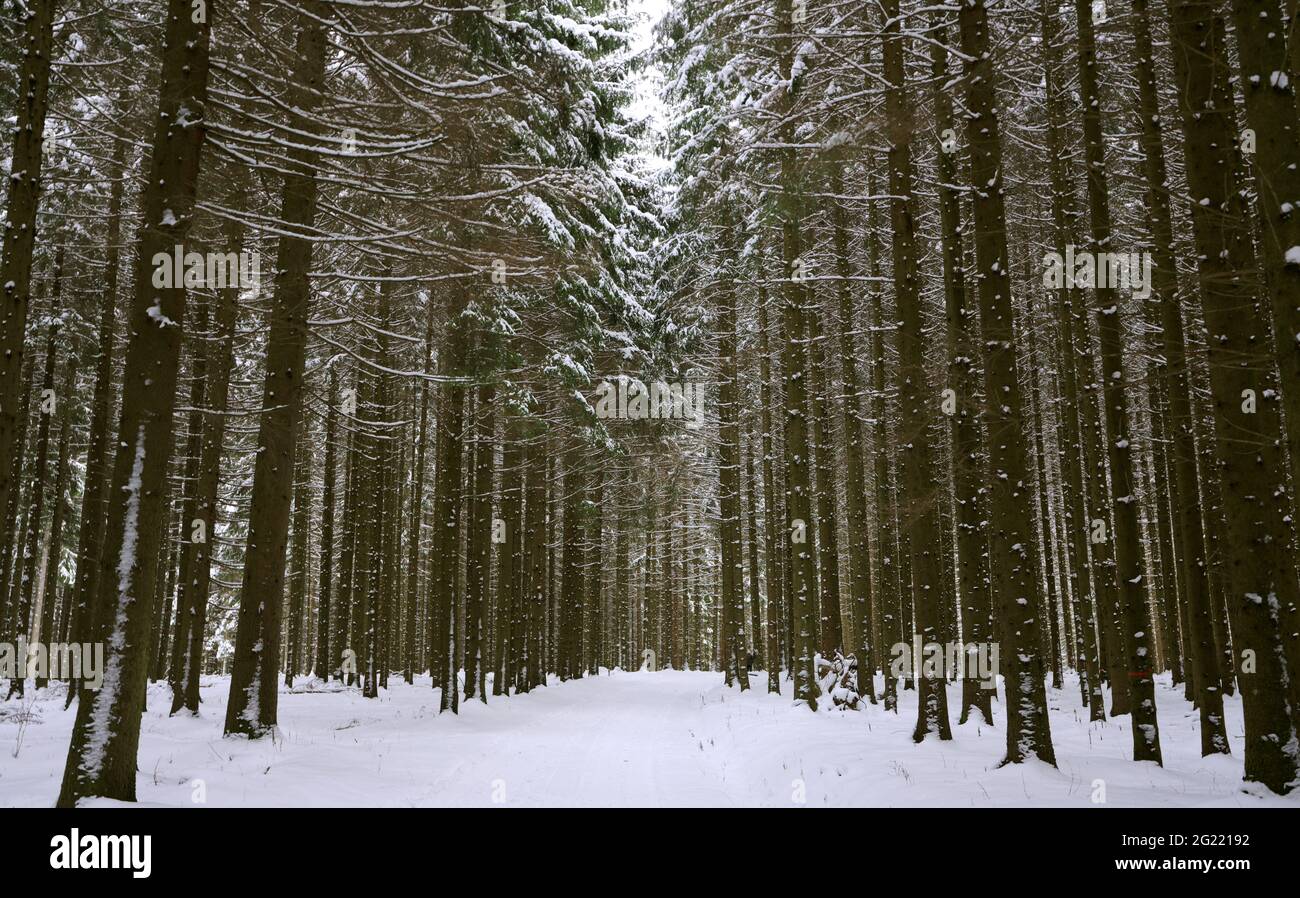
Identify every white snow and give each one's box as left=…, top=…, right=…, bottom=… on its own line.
left=80, top=426, right=148, bottom=779
left=146, top=303, right=176, bottom=327
left=4, top=670, right=1296, bottom=807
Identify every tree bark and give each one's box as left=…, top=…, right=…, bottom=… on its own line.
left=0, top=0, right=57, bottom=556
left=225, top=4, right=327, bottom=736
left=58, top=0, right=212, bottom=804
left=66, top=122, right=128, bottom=707
left=1073, top=0, right=1162, bottom=764
left=882, top=0, right=950, bottom=741
left=958, top=0, right=1056, bottom=764
left=1167, top=0, right=1300, bottom=793
left=315, top=366, right=338, bottom=681
left=1129, top=0, right=1226, bottom=753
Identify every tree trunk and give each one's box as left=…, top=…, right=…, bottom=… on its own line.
left=164, top=295, right=207, bottom=692
left=0, top=0, right=56, bottom=554
left=57, top=0, right=212, bottom=804
left=719, top=232, right=750, bottom=691
left=931, top=10, right=992, bottom=724
left=315, top=366, right=338, bottom=681
left=1229, top=0, right=1300, bottom=698
left=495, top=412, right=523, bottom=693
left=958, top=0, right=1056, bottom=764
left=224, top=5, right=327, bottom=737
left=744, top=419, right=764, bottom=668
left=1129, top=0, right=1226, bottom=753
left=824, top=165, right=876, bottom=703
left=66, top=121, right=128, bottom=707
left=774, top=0, right=818, bottom=709
left=882, top=0, right=950, bottom=740
left=285, top=422, right=312, bottom=687
left=1167, top=0, right=1300, bottom=793
left=7, top=320, right=57, bottom=700
left=756, top=283, right=785, bottom=694
left=465, top=381, right=494, bottom=700
left=38, top=357, right=74, bottom=690
left=169, top=214, right=240, bottom=715
left=1073, top=0, right=1162, bottom=764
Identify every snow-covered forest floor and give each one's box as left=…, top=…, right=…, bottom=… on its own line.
left=4, top=673, right=1295, bottom=808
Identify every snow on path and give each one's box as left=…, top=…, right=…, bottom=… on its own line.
left=2, top=670, right=1297, bottom=807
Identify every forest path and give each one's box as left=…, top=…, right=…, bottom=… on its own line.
left=448, top=671, right=748, bottom=806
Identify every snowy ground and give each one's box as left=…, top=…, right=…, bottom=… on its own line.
left=2, top=670, right=1296, bottom=807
